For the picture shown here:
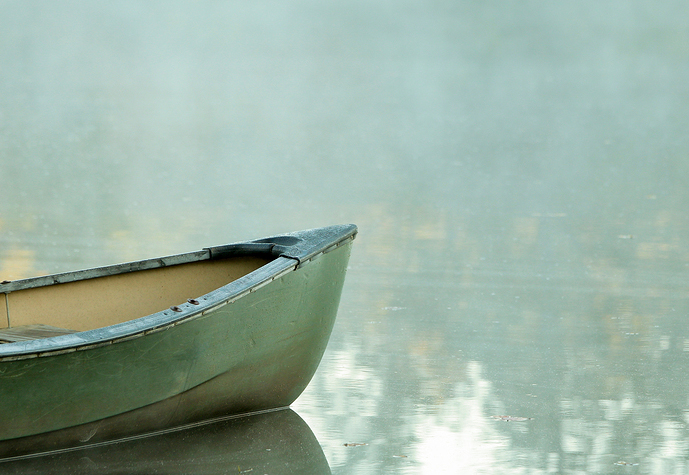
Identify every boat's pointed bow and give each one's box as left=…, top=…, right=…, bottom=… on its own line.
left=255, top=224, right=358, bottom=263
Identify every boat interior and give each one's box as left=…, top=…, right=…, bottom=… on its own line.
left=0, top=256, right=272, bottom=343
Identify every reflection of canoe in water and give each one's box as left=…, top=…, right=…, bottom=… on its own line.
left=0, top=225, right=356, bottom=457
left=0, top=408, right=331, bottom=474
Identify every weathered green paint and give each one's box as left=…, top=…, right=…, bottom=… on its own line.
left=0, top=237, right=352, bottom=448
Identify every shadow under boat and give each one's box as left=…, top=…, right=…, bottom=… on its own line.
left=0, top=408, right=330, bottom=474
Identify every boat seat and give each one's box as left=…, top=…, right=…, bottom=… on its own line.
left=0, top=324, right=77, bottom=343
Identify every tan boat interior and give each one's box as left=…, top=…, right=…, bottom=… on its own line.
left=0, top=256, right=272, bottom=342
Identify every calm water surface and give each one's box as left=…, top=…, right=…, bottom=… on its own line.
left=2, top=1, right=689, bottom=473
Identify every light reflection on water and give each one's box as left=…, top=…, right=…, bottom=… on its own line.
left=293, top=219, right=689, bottom=473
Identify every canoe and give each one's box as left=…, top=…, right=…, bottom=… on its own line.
left=0, top=224, right=356, bottom=458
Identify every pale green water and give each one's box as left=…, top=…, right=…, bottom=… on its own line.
left=2, top=1, right=689, bottom=473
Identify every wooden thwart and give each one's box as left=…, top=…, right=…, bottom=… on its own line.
left=0, top=324, right=77, bottom=343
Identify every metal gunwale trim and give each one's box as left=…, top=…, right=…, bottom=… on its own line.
left=294, top=233, right=355, bottom=269
left=0, top=256, right=306, bottom=360
left=0, top=227, right=356, bottom=361
left=0, top=250, right=212, bottom=294
left=38, top=347, right=78, bottom=358
left=0, top=257, right=299, bottom=360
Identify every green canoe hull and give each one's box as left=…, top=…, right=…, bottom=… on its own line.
left=0, top=225, right=355, bottom=457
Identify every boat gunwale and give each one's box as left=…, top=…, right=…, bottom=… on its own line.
left=0, top=250, right=213, bottom=294
left=0, top=225, right=357, bottom=361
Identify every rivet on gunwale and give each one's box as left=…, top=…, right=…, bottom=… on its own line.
left=170, top=306, right=183, bottom=312
left=187, top=299, right=200, bottom=305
